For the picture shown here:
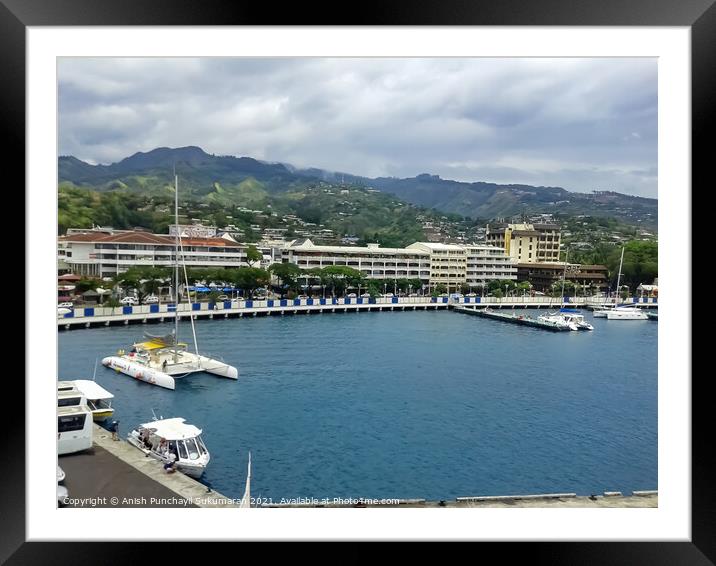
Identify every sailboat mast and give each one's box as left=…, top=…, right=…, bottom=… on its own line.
left=614, top=246, right=625, bottom=305
left=561, top=250, right=568, bottom=308
left=174, top=173, right=179, bottom=363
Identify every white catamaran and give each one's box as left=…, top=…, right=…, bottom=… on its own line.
left=537, top=251, right=593, bottom=330
left=102, top=174, right=238, bottom=390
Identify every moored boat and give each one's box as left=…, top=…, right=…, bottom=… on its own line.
left=127, top=417, right=210, bottom=478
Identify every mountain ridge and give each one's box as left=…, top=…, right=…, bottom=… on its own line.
left=59, top=146, right=657, bottom=224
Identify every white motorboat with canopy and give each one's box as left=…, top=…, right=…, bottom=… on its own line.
left=102, top=174, right=238, bottom=389
left=127, top=417, right=210, bottom=478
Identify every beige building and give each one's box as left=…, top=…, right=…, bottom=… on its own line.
left=407, top=242, right=467, bottom=292
left=485, top=222, right=561, bottom=263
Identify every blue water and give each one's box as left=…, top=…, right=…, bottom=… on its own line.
left=58, top=310, right=657, bottom=501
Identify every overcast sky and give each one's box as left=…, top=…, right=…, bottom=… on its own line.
left=59, top=57, right=657, bottom=197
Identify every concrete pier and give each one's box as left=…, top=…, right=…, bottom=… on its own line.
left=262, top=491, right=657, bottom=508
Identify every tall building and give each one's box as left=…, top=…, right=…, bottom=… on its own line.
left=485, top=222, right=561, bottom=263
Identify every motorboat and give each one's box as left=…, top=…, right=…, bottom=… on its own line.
left=127, top=417, right=210, bottom=478
left=559, top=309, right=594, bottom=330
left=103, top=174, right=238, bottom=390
left=606, top=307, right=648, bottom=320
left=72, top=379, right=115, bottom=421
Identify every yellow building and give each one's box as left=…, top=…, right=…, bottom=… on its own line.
left=485, top=222, right=561, bottom=263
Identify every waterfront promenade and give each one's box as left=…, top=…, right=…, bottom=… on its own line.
left=58, top=295, right=657, bottom=329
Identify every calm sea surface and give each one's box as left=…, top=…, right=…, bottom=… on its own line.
left=58, top=309, right=657, bottom=501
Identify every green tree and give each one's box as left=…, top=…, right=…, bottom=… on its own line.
left=245, top=244, right=262, bottom=267
left=269, top=263, right=303, bottom=297
left=233, top=267, right=270, bottom=298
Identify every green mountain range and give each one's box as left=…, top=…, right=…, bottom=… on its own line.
left=59, top=146, right=657, bottom=226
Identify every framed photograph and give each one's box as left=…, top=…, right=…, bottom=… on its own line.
left=8, top=0, right=706, bottom=560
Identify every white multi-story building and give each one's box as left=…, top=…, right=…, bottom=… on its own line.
left=58, top=228, right=249, bottom=278
left=58, top=229, right=516, bottom=291
left=464, top=245, right=517, bottom=288
left=406, top=242, right=467, bottom=292
left=281, top=239, right=431, bottom=283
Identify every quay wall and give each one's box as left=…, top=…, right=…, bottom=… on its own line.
left=58, top=296, right=657, bottom=330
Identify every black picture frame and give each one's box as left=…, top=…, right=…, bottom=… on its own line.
left=6, top=0, right=705, bottom=561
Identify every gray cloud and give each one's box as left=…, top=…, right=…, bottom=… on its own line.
left=59, top=57, right=657, bottom=197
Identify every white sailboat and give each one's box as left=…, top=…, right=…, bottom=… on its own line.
left=606, top=247, right=647, bottom=321
left=102, top=174, right=238, bottom=389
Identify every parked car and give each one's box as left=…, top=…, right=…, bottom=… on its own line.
left=142, top=296, right=159, bottom=304
left=346, top=293, right=357, bottom=298
left=120, top=296, right=138, bottom=305
left=381, top=293, right=394, bottom=298
left=217, top=295, right=229, bottom=301
left=58, top=301, right=74, bottom=308
left=408, top=293, right=419, bottom=297
left=466, top=292, right=477, bottom=297
left=360, top=293, right=371, bottom=298
left=297, top=295, right=309, bottom=300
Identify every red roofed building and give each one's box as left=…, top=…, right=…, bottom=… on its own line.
left=58, top=227, right=254, bottom=278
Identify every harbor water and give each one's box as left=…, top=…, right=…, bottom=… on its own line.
left=58, top=309, right=657, bottom=502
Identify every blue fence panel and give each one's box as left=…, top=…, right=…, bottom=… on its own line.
left=652, top=297, right=657, bottom=304
left=345, top=298, right=352, bottom=304
left=632, top=297, right=638, bottom=303
left=245, top=300, right=253, bottom=308
left=166, top=303, right=176, bottom=312
left=357, top=298, right=363, bottom=304
left=475, top=296, right=481, bottom=303
left=64, top=311, right=74, bottom=318
left=431, top=297, right=437, bottom=303
left=122, top=306, right=133, bottom=315
left=369, top=297, right=376, bottom=304
left=223, top=301, right=232, bottom=309
left=149, top=304, right=159, bottom=313
left=307, top=298, right=314, bottom=305
left=280, top=299, right=287, bottom=307
left=442, top=297, right=448, bottom=303
left=192, top=303, right=201, bottom=311
left=293, top=299, right=301, bottom=306
left=642, top=297, right=648, bottom=303
left=84, top=308, right=94, bottom=317
left=563, top=296, right=570, bottom=303
left=267, top=300, right=274, bottom=307
left=319, top=298, right=326, bottom=305
left=391, top=297, right=399, bottom=304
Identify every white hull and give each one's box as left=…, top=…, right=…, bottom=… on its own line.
left=102, top=356, right=176, bottom=390
left=127, top=435, right=208, bottom=478
left=606, top=309, right=648, bottom=320
left=102, top=350, right=237, bottom=390
left=593, top=309, right=609, bottom=318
